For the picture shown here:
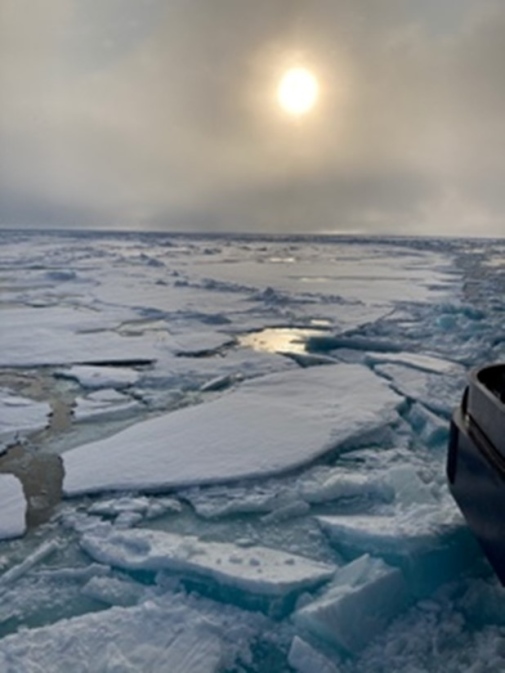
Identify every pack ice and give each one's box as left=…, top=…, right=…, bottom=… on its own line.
left=63, top=363, right=402, bottom=495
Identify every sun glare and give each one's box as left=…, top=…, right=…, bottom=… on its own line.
left=277, top=67, right=319, bottom=116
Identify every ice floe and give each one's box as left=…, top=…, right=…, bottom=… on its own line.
left=63, top=364, right=403, bottom=495
left=80, top=527, right=336, bottom=599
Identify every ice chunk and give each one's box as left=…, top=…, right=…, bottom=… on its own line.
left=294, top=554, right=410, bottom=654
left=73, top=388, right=141, bottom=422
left=80, top=528, right=335, bottom=598
left=63, top=364, right=402, bottom=495
left=299, top=469, right=393, bottom=505
left=384, top=465, right=436, bottom=508
left=81, top=575, right=145, bottom=607
left=365, top=351, right=462, bottom=376
left=288, top=636, right=342, bottom=673
left=261, top=499, right=311, bottom=523
left=88, top=496, right=151, bottom=517
left=0, top=539, right=60, bottom=584
left=374, top=363, right=461, bottom=416
left=0, top=601, right=224, bottom=673
left=317, top=507, right=482, bottom=597
left=407, top=402, right=449, bottom=446
left=0, top=474, right=27, bottom=540
left=56, top=365, right=141, bottom=389
left=0, top=388, right=50, bottom=448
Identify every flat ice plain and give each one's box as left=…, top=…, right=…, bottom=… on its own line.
left=0, top=230, right=504, bottom=672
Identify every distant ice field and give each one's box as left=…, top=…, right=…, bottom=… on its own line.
left=0, top=230, right=504, bottom=673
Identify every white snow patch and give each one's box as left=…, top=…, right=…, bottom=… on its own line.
left=63, top=364, right=402, bottom=495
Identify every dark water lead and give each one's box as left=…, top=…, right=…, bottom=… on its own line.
left=0, top=444, right=64, bottom=528
left=0, top=369, right=74, bottom=528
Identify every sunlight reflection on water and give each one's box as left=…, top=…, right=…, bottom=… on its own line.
left=239, top=327, right=329, bottom=354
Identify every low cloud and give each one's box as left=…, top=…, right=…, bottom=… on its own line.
left=1, top=0, right=504, bottom=236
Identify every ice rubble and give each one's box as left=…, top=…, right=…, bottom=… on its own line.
left=63, top=363, right=402, bottom=495
left=317, top=508, right=481, bottom=597
left=0, top=475, right=26, bottom=540
left=80, top=527, right=335, bottom=598
left=294, top=554, right=410, bottom=654
left=0, top=388, right=50, bottom=449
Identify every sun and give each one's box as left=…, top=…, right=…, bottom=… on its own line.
left=277, top=67, right=319, bottom=116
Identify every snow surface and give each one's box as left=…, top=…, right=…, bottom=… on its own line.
left=63, top=363, right=402, bottom=495
left=0, top=231, right=503, bottom=673
left=0, top=475, right=26, bottom=540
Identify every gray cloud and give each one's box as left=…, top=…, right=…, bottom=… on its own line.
left=1, top=0, right=504, bottom=236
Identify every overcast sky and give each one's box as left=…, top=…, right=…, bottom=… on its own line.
left=1, top=0, right=505, bottom=237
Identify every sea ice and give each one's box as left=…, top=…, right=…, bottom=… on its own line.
left=63, top=364, right=403, bottom=495
left=294, top=554, right=410, bottom=654
left=80, top=527, right=336, bottom=599
left=0, top=475, right=26, bottom=540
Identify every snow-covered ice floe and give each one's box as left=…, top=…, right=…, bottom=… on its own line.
left=0, top=475, right=26, bottom=540
left=80, top=527, right=335, bottom=599
left=63, top=363, right=402, bottom=495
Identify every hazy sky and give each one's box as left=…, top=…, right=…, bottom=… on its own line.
left=1, top=0, right=505, bottom=237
